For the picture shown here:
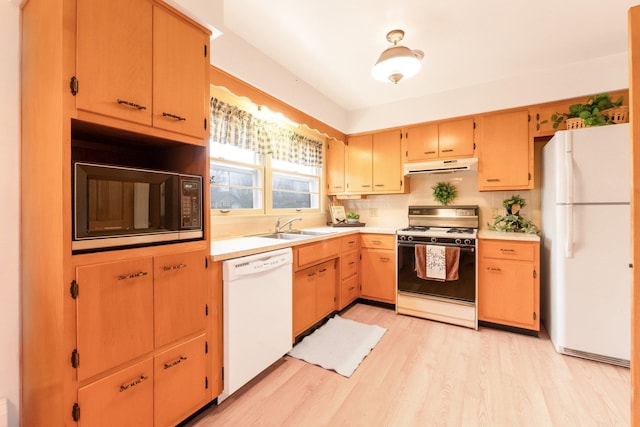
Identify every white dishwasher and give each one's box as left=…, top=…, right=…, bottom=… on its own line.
left=219, top=247, right=293, bottom=402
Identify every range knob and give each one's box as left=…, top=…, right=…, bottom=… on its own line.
left=455, top=238, right=462, bottom=245
left=464, top=239, right=472, bottom=245
left=430, top=236, right=437, bottom=243
left=407, top=235, right=414, bottom=241
left=398, top=235, right=406, bottom=241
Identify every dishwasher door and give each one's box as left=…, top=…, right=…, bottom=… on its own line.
left=220, top=247, right=293, bottom=402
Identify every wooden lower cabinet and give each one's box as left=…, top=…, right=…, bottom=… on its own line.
left=78, top=357, right=154, bottom=427
left=73, top=248, right=210, bottom=424
left=293, top=259, right=337, bottom=337
left=360, top=234, right=396, bottom=304
left=154, top=334, right=208, bottom=426
left=478, top=238, right=540, bottom=331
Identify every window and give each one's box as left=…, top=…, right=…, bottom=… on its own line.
left=270, top=159, right=320, bottom=211
left=209, top=96, right=324, bottom=215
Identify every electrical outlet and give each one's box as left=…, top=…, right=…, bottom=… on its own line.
left=370, top=208, right=378, bottom=217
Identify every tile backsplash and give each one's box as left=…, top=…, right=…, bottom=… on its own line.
left=340, top=172, right=541, bottom=231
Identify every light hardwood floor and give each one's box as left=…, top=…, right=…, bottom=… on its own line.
left=186, top=303, right=629, bottom=426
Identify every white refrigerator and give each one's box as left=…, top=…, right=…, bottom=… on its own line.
left=541, top=123, right=630, bottom=366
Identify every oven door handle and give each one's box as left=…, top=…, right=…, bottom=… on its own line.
left=397, top=242, right=475, bottom=252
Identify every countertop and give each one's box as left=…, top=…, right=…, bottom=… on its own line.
left=478, top=229, right=540, bottom=242
left=210, top=226, right=397, bottom=261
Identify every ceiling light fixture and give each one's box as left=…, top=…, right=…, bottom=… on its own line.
left=371, top=29, right=424, bottom=84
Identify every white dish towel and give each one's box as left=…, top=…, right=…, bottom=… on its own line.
left=426, top=245, right=446, bottom=280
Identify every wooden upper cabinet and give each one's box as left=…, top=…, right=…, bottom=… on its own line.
left=152, top=6, right=208, bottom=138
left=438, top=118, right=475, bottom=158
left=76, top=0, right=153, bottom=125
left=75, top=0, right=208, bottom=140
left=373, top=130, right=403, bottom=192
left=404, top=118, right=474, bottom=162
left=477, top=109, right=532, bottom=191
left=405, top=123, right=438, bottom=162
left=346, top=134, right=373, bottom=192
left=326, top=138, right=346, bottom=194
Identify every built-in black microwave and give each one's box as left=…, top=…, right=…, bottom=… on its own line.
left=73, top=162, right=203, bottom=252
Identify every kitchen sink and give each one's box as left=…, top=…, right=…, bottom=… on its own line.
left=256, top=229, right=336, bottom=240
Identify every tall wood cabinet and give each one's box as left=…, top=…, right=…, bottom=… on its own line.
left=20, top=0, right=214, bottom=425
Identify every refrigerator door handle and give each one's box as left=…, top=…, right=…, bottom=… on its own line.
left=565, top=204, right=574, bottom=258
left=565, top=135, right=574, bottom=258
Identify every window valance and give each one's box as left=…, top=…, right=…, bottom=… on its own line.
left=210, top=97, right=324, bottom=167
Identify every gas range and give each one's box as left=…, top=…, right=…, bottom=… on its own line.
left=396, top=206, right=479, bottom=246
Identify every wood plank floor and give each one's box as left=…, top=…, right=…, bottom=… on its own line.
left=186, top=303, right=629, bottom=426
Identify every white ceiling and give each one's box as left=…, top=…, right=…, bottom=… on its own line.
left=219, top=0, right=637, bottom=113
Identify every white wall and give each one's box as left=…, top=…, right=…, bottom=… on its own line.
left=0, top=1, right=21, bottom=426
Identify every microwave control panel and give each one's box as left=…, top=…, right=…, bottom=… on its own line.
left=181, top=177, right=202, bottom=229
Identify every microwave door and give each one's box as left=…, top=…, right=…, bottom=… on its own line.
left=133, top=183, right=150, bottom=230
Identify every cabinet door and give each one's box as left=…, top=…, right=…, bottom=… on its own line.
left=154, top=250, right=207, bottom=348
left=405, top=124, right=438, bottom=162
left=346, top=134, right=372, bottom=192
left=154, top=335, right=207, bottom=426
left=153, top=6, right=207, bottom=139
left=373, top=130, right=403, bottom=192
left=477, top=110, right=531, bottom=190
left=360, top=249, right=396, bottom=303
left=478, top=258, right=538, bottom=329
left=316, top=259, right=337, bottom=318
left=293, top=266, right=317, bottom=337
left=76, top=0, right=153, bottom=125
left=438, top=118, right=475, bottom=158
left=76, top=257, right=154, bottom=381
left=78, top=357, right=153, bottom=427
left=326, top=139, right=346, bottom=194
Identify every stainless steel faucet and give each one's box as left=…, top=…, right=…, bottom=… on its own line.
left=275, top=217, right=302, bottom=233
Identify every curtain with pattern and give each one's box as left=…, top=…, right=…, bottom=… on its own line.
left=210, top=97, right=324, bottom=167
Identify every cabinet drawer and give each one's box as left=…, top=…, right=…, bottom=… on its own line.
left=341, top=235, right=359, bottom=252
left=78, top=357, right=153, bottom=427
left=480, top=240, right=535, bottom=261
left=296, top=238, right=341, bottom=270
left=154, top=334, right=208, bottom=426
left=340, top=275, right=359, bottom=308
left=360, top=234, right=395, bottom=250
left=340, top=251, right=359, bottom=280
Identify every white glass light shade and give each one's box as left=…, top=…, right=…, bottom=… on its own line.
left=371, top=45, right=423, bottom=84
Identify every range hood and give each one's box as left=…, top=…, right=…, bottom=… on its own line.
left=404, top=157, right=478, bottom=175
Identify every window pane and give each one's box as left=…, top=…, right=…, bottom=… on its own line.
left=272, top=158, right=318, bottom=175
left=211, top=141, right=260, bottom=165
left=272, top=173, right=319, bottom=209
left=210, top=162, right=262, bottom=210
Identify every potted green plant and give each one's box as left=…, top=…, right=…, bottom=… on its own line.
left=503, top=194, right=526, bottom=215
left=548, top=93, right=623, bottom=129
left=346, top=212, right=360, bottom=224
left=432, top=182, right=457, bottom=205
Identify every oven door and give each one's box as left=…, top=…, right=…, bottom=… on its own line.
left=397, top=241, right=476, bottom=303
